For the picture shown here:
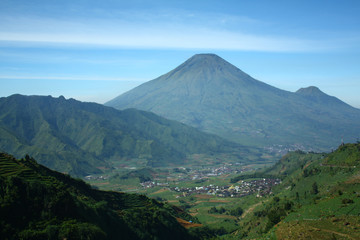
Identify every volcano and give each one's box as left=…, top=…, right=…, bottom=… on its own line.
left=106, top=54, right=360, bottom=150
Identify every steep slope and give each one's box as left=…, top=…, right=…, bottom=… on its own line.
left=0, top=94, right=254, bottom=176
left=106, top=54, right=360, bottom=150
left=0, top=153, right=197, bottom=240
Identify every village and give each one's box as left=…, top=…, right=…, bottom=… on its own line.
left=171, top=178, right=281, bottom=198
left=140, top=164, right=251, bottom=189
left=141, top=178, right=281, bottom=198
left=85, top=163, right=282, bottom=199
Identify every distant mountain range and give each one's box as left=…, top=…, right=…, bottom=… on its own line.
left=106, top=54, right=360, bottom=150
left=0, top=94, right=254, bottom=176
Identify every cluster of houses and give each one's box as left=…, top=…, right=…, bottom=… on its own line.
left=170, top=178, right=281, bottom=198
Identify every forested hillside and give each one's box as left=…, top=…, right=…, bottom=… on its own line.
left=0, top=153, right=199, bottom=240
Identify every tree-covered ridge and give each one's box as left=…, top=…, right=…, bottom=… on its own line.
left=230, top=143, right=360, bottom=239
left=0, top=94, right=253, bottom=176
left=0, top=153, right=198, bottom=240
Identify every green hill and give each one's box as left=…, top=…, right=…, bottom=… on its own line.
left=106, top=54, right=360, bottom=151
left=229, top=143, right=360, bottom=239
left=0, top=152, right=199, bottom=240
left=0, top=94, right=258, bottom=176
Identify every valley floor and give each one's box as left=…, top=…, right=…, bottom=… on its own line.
left=86, top=143, right=360, bottom=239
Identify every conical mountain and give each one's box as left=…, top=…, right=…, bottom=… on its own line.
left=106, top=54, right=360, bottom=151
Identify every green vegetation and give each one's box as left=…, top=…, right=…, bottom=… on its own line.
left=229, top=150, right=321, bottom=183
left=2, top=141, right=360, bottom=239
left=229, top=143, right=360, bottom=239
left=1, top=87, right=360, bottom=239
left=324, top=143, right=360, bottom=166
left=0, top=153, right=199, bottom=240
left=117, top=167, right=156, bottom=182
left=0, top=94, right=265, bottom=177
left=129, top=143, right=360, bottom=239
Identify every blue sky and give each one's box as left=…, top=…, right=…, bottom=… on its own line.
left=1, top=0, right=360, bottom=107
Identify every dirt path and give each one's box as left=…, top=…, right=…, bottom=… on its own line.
left=241, top=202, right=261, bottom=219
left=241, top=200, right=268, bottom=219
left=303, top=161, right=312, bottom=169
left=151, top=188, right=169, bottom=195
left=344, top=174, right=360, bottom=184
left=209, top=199, right=230, bottom=203
left=176, top=218, right=203, bottom=229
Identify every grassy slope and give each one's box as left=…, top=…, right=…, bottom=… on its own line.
left=0, top=152, right=198, bottom=240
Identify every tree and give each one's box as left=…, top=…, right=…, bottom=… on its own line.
left=284, top=201, right=293, bottom=210
left=230, top=206, right=243, bottom=217
left=311, top=182, right=319, bottom=195
left=208, top=207, right=218, bottom=214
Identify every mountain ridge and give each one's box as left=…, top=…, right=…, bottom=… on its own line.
left=0, top=94, right=257, bottom=176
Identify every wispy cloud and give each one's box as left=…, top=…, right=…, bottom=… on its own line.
left=0, top=11, right=347, bottom=52
left=0, top=75, right=146, bottom=82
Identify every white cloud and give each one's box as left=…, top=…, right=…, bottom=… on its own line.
left=0, top=28, right=323, bottom=52
left=0, top=75, right=146, bottom=82
left=0, top=12, right=339, bottom=52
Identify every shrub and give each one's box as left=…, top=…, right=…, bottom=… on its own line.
left=341, top=198, right=354, bottom=204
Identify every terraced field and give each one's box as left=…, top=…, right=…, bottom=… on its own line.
left=0, top=153, right=33, bottom=177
